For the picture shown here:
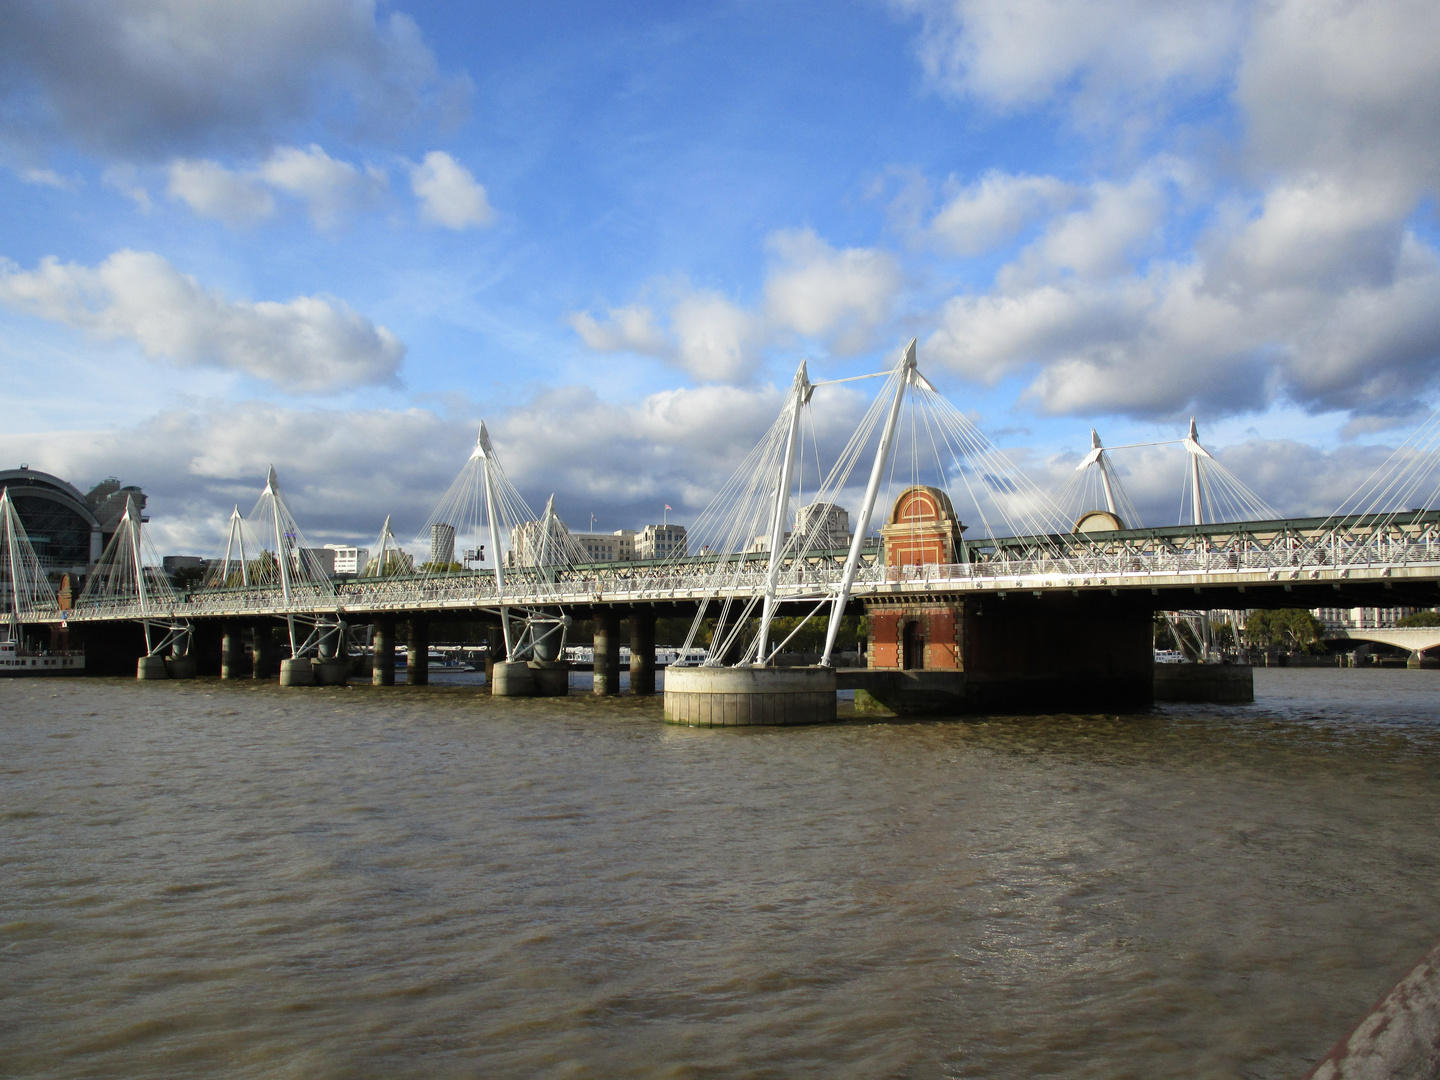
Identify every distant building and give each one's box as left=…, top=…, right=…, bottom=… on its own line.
left=162, top=555, right=206, bottom=583
left=1314, top=606, right=1423, bottom=628
left=324, top=544, right=369, bottom=576
left=429, top=523, right=456, bottom=567
left=749, top=503, right=848, bottom=554
left=794, top=502, right=850, bottom=550
left=297, top=547, right=337, bottom=577
left=0, top=466, right=147, bottom=583
left=509, top=514, right=585, bottom=568
left=571, top=529, right=636, bottom=563
left=636, top=523, right=686, bottom=560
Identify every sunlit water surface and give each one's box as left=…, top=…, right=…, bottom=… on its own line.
left=3, top=669, right=1439, bottom=1079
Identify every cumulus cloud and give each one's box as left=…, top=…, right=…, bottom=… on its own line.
left=163, top=145, right=387, bottom=228
left=763, top=229, right=900, bottom=352
left=930, top=171, right=1078, bottom=255
left=0, top=249, right=404, bottom=392
left=568, top=305, right=669, bottom=356
left=166, top=158, right=274, bottom=225
left=1237, top=0, right=1440, bottom=194
left=670, top=292, right=760, bottom=383
left=894, top=0, right=1244, bottom=114
left=410, top=151, right=494, bottom=230
left=260, top=144, right=387, bottom=228
left=569, top=229, right=900, bottom=381
left=0, top=0, right=470, bottom=158
left=0, top=379, right=864, bottom=554
left=914, top=2, right=1440, bottom=432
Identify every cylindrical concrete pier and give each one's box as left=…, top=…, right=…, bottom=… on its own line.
left=528, top=660, right=571, bottom=696
left=221, top=625, right=244, bottom=679
left=406, top=618, right=429, bottom=686
left=279, top=658, right=315, bottom=686
left=491, top=660, right=536, bottom=696
left=664, top=666, right=838, bottom=726
left=593, top=610, right=621, bottom=696
left=137, top=655, right=168, bottom=680
left=372, top=619, right=396, bottom=686
left=164, top=656, right=197, bottom=679
left=313, top=659, right=348, bottom=685
left=252, top=627, right=278, bottom=680
left=630, top=610, right=656, bottom=696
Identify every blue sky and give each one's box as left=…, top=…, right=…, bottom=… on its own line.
left=3, top=0, right=1439, bottom=554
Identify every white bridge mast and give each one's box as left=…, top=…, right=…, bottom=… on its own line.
left=821, top=338, right=922, bottom=667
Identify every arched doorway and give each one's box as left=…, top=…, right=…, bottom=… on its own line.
left=902, top=620, right=924, bottom=670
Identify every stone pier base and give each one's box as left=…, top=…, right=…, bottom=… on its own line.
left=491, top=660, right=536, bottom=696
left=1154, top=663, right=1254, bottom=703
left=279, top=658, right=315, bottom=686
left=664, top=666, right=838, bottom=727
left=528, top=660, right=571, bottom=696
left=136, top=655, right=168, bottom=680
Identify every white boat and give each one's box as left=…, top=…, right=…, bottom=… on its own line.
left=0, top=638, right=85, bottom=676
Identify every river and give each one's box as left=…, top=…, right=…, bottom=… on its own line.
left=2, top=668, right=1438, bottom=1078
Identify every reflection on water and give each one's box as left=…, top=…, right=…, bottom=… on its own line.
left=2, top=669, right=1438, bottom=1079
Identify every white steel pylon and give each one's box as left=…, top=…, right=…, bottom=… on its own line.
left=820, top=338, right=923, bottom=666
left=78, top=495, right=190, bottom=657
left=204, top=506, right=251, bottom=588
left=1059, top=429, right=1141, bottom=529
left=754, top=361, right=813, bottom=664
left=363, top=515, right=410, bottom=576
left=420, top=423, right=579, bottom=661
left=0, top=487, right=59, bottom=638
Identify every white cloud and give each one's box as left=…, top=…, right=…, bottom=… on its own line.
left=0, top=0, right=470, bottom=158
left=166, top=158, right=274, bottom=225
left=260, top=143, right=386, bottom=228
left=1002, top=168, right=1175, bottom=285
left=567, top=305, right=669, bottom=356
left=0, top=381, right=835, bottom=553
left=764, top=229, right=900, bottom=352
left=410, top=151, right=494, bottom=230
left=569, top=229, right=903, bottom=379
left=895, top=0, right=1244, bottom=113
left=670, top=292, right=759, bottom=383
left=0, top=249, right=404, bottom=392
left=18, top=167, right=77, bottom=189
left=1237, top=0, right=1440, bottom=194
left=930, top=171, right=1077, bottom=255
left=161, top=145, right=387, bottom=228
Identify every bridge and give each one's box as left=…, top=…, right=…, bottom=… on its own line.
left=6, top=340, right=1440, bottom=705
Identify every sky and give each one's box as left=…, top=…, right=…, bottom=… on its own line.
left=2, top=0, right=1439, bottom=556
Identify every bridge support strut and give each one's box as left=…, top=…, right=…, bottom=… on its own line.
left=630, top=610, right=656, bottom=696
left=372, top=619, right=396, bottom=686
left=594, top=610, right=621, bottom=695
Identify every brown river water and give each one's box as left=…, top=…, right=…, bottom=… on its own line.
left=2, top=668, right=1439, bottom=1079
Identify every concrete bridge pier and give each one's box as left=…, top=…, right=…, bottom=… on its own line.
left=630, top=609, right=656, bottom=695
left=407, top=618, right=429, bottom=686
left=593, top=609, right=621, bottom=695
left=372, top=619, right=396, bottom=686
left=665, top=666, right=838, bottom=726
left=252, top=625, right=279, bottom=680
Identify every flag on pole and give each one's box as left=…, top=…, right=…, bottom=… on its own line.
left=664, top=505, right=672, bottom=510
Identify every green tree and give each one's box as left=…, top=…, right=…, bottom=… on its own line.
left=1244, top=609, right=1326, bottom=653
left=1397, top=610, right=1440, bottom=627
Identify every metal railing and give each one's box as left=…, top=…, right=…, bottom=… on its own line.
left=49, top=530, right=1440, bottom=624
